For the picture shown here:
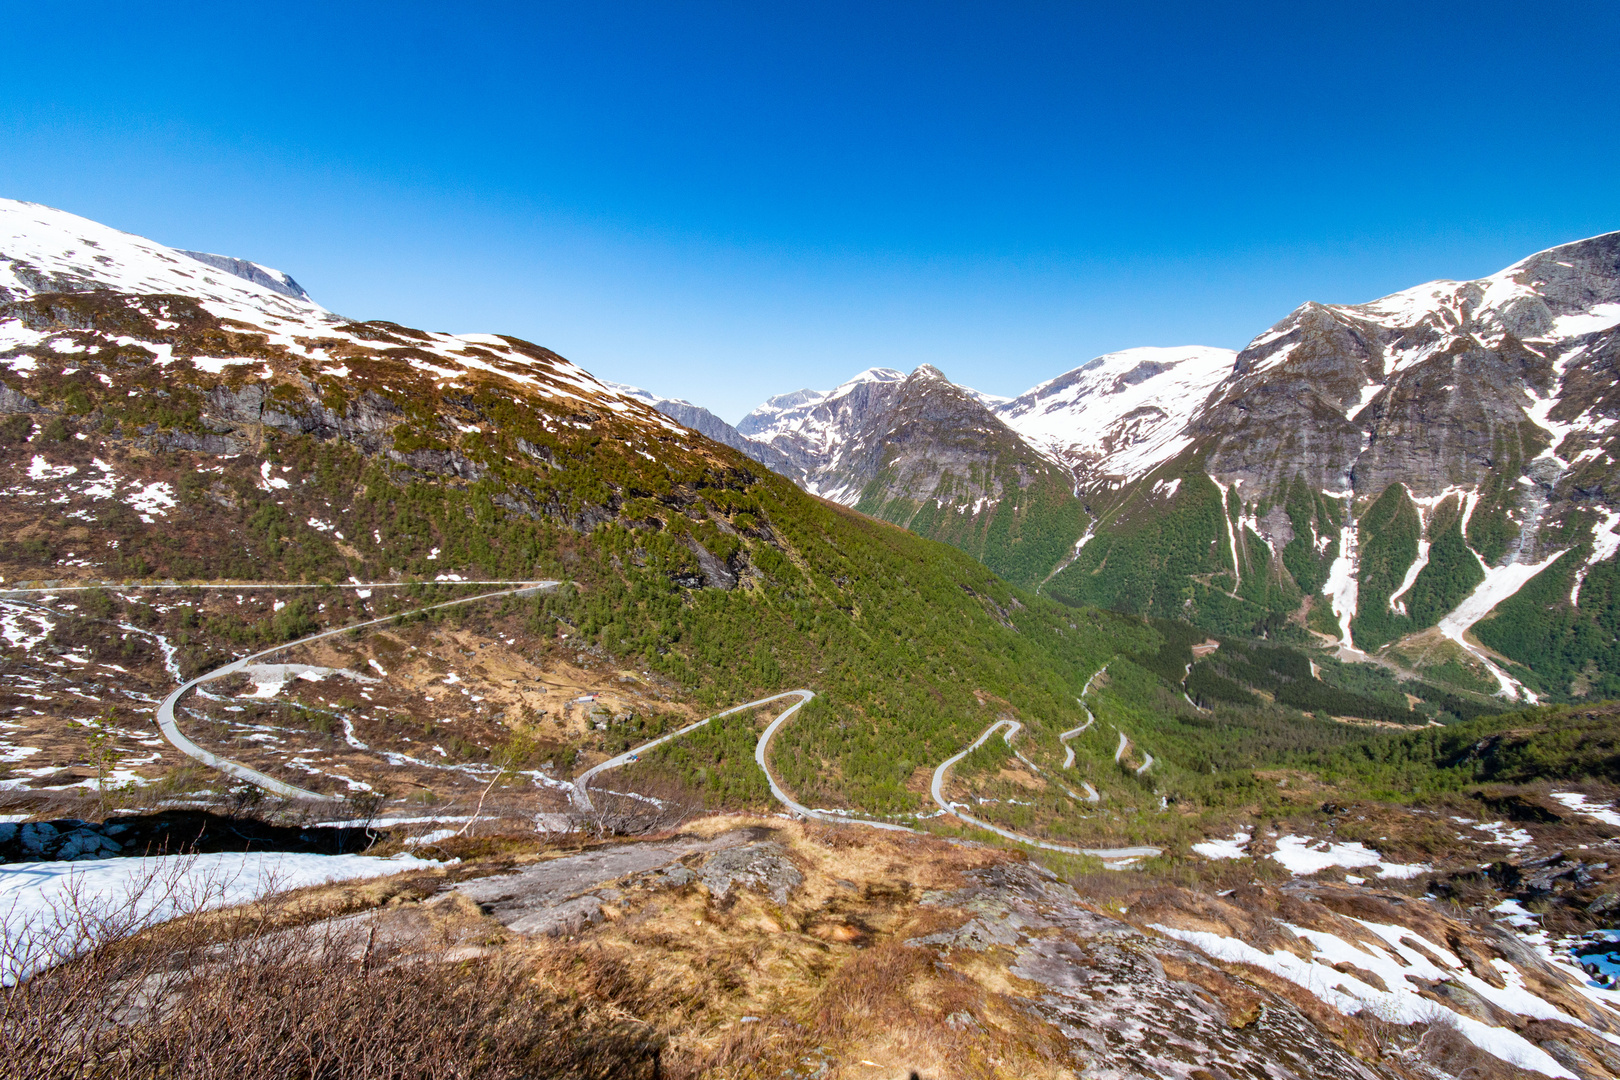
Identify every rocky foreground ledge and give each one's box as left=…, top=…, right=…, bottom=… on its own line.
left=152, top=815, right=1611, bottom=1080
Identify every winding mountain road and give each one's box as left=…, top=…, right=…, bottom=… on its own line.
left=1059, top=663, right=1109, bottom=770
left=1056, top=664, right=1108, bottom=802
left=154, top=582, right=561, bottom=801
left=1057, top=709, right=1094, bottom=770
left=572, top=690, right=814, bottom=813
left=928, top=718, right=1160, bottom=862
left=150, top=584, right=1156, bottom=860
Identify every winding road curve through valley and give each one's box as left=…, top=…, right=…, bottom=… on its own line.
left=153, top=582, right=561, bottom=802
left=926, top=718, right=1160, bottom=863
left=1057, top=664, right=1109, bottom=801
left=145, top=585, right=1157, bottom=859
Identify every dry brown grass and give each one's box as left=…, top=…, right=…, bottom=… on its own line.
left=0, top=861, right=661, bottom=1080
left=503, top=819, right=1083, bottom=1080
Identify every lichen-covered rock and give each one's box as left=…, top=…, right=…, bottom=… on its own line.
left=698, top=841, right=802, bottom=904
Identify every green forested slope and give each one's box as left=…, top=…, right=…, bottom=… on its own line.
left=0, top=332, right=1145, bottom=814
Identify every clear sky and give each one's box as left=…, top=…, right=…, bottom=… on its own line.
left=2, top=2, right=1616, bottom=421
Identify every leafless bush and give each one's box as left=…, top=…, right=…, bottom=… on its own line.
left=0, top=859, right=663, bottom=1079
left=581, top=773, right=701, bottom=838
left=1412, top=1009, right=1504, bottom=1079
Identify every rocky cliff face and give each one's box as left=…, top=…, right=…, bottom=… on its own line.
left=727, top=232, right=1620, bottom=704
left=1130, top=231, right=1620, bottom=698
left=734, top=364, right=1084, bottom=586
left=734, top=367, right=909, bottom=499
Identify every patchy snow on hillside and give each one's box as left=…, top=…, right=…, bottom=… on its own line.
left=1191, top=831, right=1250, bottom=860
left=0, top=198, right=664, bottom=428
left=1153, top=917, right=1582, bottom=1077
left=1549, top=792, right=1620, bottom=828
left=1267, top=835, right=1428, bottom=879
left=0, top=200, right=327, bottom=321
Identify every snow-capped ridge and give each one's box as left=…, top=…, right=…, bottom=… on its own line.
left=0, top=198, right=670, bottom=429
left=0, top=199, right=327, bottom=316
left=995, top=345, right=1237, bottom=483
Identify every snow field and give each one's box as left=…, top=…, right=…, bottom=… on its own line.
left=1, top=850, right=445, bottom=984
left=995, top=346, right=1237, bottom=482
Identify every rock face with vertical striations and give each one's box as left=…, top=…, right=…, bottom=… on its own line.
left=722, top=232, right=1620, bottom=702
left=735, top=364, right=1086, bottom=588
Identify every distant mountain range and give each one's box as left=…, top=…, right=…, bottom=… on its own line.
left=619, top=232, right=1620, bottom=705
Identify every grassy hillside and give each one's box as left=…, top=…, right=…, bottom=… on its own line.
left=0, top=301, right=1149, bottom=817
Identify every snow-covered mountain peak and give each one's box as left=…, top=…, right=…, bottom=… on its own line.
left=995, top=346, right=1237, bottom=483
left=1229, top=230, right=1620, bottom=428
left=0, top=198, right=655, bottom=424
left=736, top=388, right=823, bottom=436
left=0, top=199, right=326, bottom=320
left=604, top=379, right=689, bottom=409
left=838, top=366, right=906, bottom=388
left=736, top=367, right=906, bottom=444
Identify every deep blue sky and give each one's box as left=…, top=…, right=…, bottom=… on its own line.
left=2, top=2, right=1616, bottom=420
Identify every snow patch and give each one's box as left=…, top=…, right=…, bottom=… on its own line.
left=1152, top=920, right=1578, bottom=1077
left=1191, top=832, right=1250, bottom=860
left=1323, top=523, right=1359, bottom=645
left=1267, top=835, right=1429, bottom=879
left=1549, top=792, right=1620, bottom=828
left=1, top=850, right=444, bottom=984
left=1572, top=508, right=1620, bottom=605
left=1437, top=548, right=1565, bottom=699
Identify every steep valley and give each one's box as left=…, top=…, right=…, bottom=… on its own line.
left=6, top=198, right=1620, bottom=1080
